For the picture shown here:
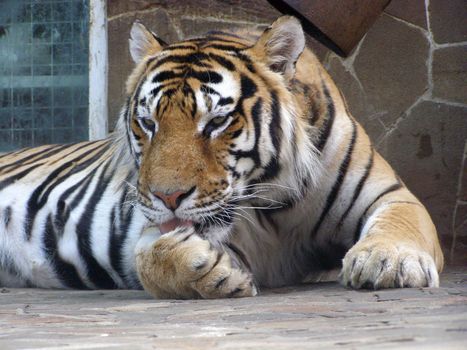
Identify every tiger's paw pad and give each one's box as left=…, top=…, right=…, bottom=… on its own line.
left=341, top=242, right=439, bottom=289
left=135, top=226, right=257, bottom=299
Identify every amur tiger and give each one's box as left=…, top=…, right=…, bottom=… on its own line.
left=0, top=16, right=443, bottom=298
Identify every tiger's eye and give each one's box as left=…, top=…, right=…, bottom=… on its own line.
left=140, top=118, right=156, bottom=133
left=211, top=116, right=227, bottom=126
left=203, top=115, right=229, bottom=137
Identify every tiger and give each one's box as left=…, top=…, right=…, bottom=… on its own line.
left=0, top=16, right=443, bottom=298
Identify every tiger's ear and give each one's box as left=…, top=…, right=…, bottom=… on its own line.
left=252, top=16, right=305, bottom=81
left=129, top=21, right=166, bottom=64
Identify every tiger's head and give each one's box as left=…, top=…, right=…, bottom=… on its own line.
left=118, top=16, right=318, bottom=241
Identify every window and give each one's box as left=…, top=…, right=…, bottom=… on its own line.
left=0, top=0, right=107, bottom=152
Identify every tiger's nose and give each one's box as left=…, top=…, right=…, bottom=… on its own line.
left=153, top=186, right=196, bottom=211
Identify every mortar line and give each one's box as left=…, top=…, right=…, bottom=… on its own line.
left=428, top=97, right=467, bottom=108
left=384, top=13, right=428, bottom=35
left=375, top=90, right=429, bottom=148
left=425, top=0, right=435, bottom=98
left=434, top=41, right=467, bottom=49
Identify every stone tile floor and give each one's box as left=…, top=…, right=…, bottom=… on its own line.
left=1, top=268, right=466, bottom=350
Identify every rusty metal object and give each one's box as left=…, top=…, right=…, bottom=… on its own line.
left=267, top=0, right=391, bottom=56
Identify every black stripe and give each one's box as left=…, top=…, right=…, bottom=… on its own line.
left=234, top=52, right=256, bottom=73
left=150, top=81, right=183, bottom=101
left=76, top=161, right=118, bottom=289
left=151, top=50, right=236, bottom=72
left=227, top=74, right=260, bottom=173
left=230, top=128, right=243, bottom=139
left=63, top=169, right=99, bottom=225
left=131, top=70, right=148, bottom=118
left=353, top=181, right=403, bottom=243
left=0, top=163, right=43, bottom=192
left=132, top=131, right=141, bottom=141
left=0, top=147, right=30, bottom=160
left=152, top=70, right=182, bottom=83
left=108, top=207, right=122, bottom=279
left=200, top=85, right=234, bottom=106
left=151, top=53, right=210, bottom=72
left=153, top=69, right=224, bottom=85
left=240, top=74, right=257, bottom=98
left=260, top=90, right=282, bottom=181
left=185, top=84, right=197, bottom=118
left=111, top=181, right=136, bottom=286
left=54, top=170, right=98, bottom=237
left=150, top=85, right=164, bottom=98
left=204, top=44, right=242, bottom=52
left=0, top=144, right=56, bottom=173
left=311, top=119, right=357, bottom=237
left=208, top=53, right=236, bottom=71
left=218, top=97, right=234, bottom=106
left=3, top=206, right=12, bottom=227
left=200, top=85, right=233, bottom=107
left=48, top=142, right=101, bottom=165
left=200, top=84, right=219, bottom=96
left=229, top=98, right=262, bottom=168
left=308, top=97, right=321, bottom=125
left=250, top=98, right=263, bottom=166
left=122, top=98, right=137, bottom=163
left=162, top=44, right=198, bottom=52
left=53, top=198, right=68, bottom=235
left=24, top=142, right=111, bottom=240
left=190, top=70, right=223, bottom=84
left=0, top=143, right=76, bottom=173
left=337, top=147, right=374, bottom=228
left=150, top=32, right=167, bottom=46
left=155, top=93, right=170, bottom=117
left=43, top=215, right=88, bottom=289
left=315, top=83, right=335, bottom=152
left=269, top=91, right=282, bottom=155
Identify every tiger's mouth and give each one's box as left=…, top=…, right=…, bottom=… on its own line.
left=138, top=193, right=237, bottom=235
left=154, top=208, right=235, bottom=236
left=158, top=218, right=194, bottom=234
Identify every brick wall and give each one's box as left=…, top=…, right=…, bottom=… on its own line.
left=107, top=0, right=467, bottom=264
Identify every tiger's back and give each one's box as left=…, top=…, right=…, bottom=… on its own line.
left=0, top=141, right=146, bottom=288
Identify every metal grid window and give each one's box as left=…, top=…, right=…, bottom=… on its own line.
left=0, top=0, right=90, bottom=152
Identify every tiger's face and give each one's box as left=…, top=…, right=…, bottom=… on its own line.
left=122, top=17, right=308, bottom=238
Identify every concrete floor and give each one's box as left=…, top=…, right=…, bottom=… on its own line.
left=1, top=268, right=466, bottom=350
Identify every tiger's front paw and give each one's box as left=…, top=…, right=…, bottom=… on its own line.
left=341, top=239, right=439, bottom=289
left=135, top=226, right=257, bottom=299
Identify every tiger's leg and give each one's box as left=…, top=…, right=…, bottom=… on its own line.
left=135, top=226, right=257, bottom=299
left=341, top=195, right=444, bottom=289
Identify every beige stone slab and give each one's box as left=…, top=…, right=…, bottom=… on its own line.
left=0, top=268, right=466, bottom=349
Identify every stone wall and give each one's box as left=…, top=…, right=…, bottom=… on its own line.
left=324, top=0, right=467, bottom=265
left=107, top=0, right=467, bottom=264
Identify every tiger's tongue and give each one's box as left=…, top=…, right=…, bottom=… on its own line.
left=159, top=218, right=193, bottom=234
